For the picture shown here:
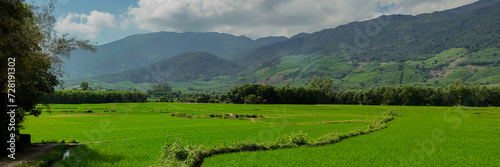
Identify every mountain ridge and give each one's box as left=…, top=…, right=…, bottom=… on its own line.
left=97, top=51, right=241, bottom=83
left=64, top=0, right=500, bottom=92
left=63, top=31, right=288, bottom=79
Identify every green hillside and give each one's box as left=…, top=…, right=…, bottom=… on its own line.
left=235, top=0, right=500, bottom=90
left=63, top=32, right=287, bottom=79
left=63, top=0, right=500, bottom=92
left=245, top=48, right=500, bottom=90
left=235, top=0, right=499, bottom=66
left=97, top=51, right=241, bottom=83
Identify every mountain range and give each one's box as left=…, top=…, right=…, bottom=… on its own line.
left=63, top=32, right=287, bottom=78
left=64, top=0, right=500, bottom=92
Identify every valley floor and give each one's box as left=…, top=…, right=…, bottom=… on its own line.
left=16, top=103, right=500, bottom=166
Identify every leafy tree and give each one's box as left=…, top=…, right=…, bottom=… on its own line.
left=33, top=0, right=96, bottom=77
left=309, top=78, right=334, bottom=93
left=148, top=83, right=172, bottom=98
left=382, top=88, right=396, bottom=105
left=80, top=81, right=90, bottom=91
left=0, top=0, right=95, bottom=156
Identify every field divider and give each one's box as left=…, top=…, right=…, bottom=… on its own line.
left=270, top=119, right=371, bottom=125
left=69, top=136, right=169, bottom=146
left=154, top=111, right=400, bottom=167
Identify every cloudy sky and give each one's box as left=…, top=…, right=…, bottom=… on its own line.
left=32, top=0, right=478, bottom=44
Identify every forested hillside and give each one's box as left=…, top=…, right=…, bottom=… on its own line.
left=64, top=0, right=500, bottom=92
left=236, top=0, right=499, bottom=65
left=63, top=32, right=287, bottom=78
left=97, top=51, right=241, bottom=83
left=237, top=0, right=500, bottom=90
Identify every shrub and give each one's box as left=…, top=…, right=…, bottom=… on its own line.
left=163, top=139, right=190, bottom=161
left=176, top=113, right=186, bottom=117
left=274, top=131, right=308, bottom=148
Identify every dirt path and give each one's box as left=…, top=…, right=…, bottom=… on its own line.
left=0, top=144, right=60, bottom=167
left=0, top=136, right=169, bottom=167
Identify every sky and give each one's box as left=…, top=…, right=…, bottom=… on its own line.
left=31, top=0, right=478, bottom=45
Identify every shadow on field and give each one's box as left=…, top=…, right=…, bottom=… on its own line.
left=52, top=145, right=123, bottom=166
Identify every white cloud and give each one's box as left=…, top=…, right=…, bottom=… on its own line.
left=126, top=0, right=478, bottom=39
left=408, top=0, right=478, bottom=14
left=55, top=10, right=116, bottom=39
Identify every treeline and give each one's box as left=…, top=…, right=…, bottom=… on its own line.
left=153, top=85, right=330, bottom=104
left=154, top=81, right=500, bottom=107
left=226, top=82, right=500, bottom=106
left=226, top=84, right=331, bottom=104
left=146, top=83, right=225, bottom=103
left=43, top=90, right=147, bottom=104
left=335, top=83, right=500, bottom=106
left=157, top=92, right=226, bottom=103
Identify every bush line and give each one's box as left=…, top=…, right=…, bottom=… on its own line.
left=154, top=111, right=400, bottom=167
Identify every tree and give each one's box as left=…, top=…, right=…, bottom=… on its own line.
left=80, top=81, right=90, bottom=91
left=148, top=83, right=172, bottom=98
left=33, top=0, right=96, bottom=77
left=0, top=0, right=95, bottom=156
left=309, top=78, right=335, bottom=93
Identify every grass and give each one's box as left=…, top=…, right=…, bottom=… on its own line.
left=467, top=66, right=500, bottom=84
left=21, top=103, right=499, bottom=166
left=439, top=69, right=473, bottom=83
left=24, top=103, right=374, bottom=166
left=156, top=112, right=397, bottom=166
left=203, top=106, right=500, bottom=166
left=404, top=48, right=467, bottom=69
left=14, top=145, right=67, bottom=167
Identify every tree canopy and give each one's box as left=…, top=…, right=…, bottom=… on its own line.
left=0, top=0, right=95, bottom=156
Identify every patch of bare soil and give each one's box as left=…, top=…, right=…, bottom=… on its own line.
left=0, top=144, right=60, bottom=167
left=449, top=57, right=468, bottom=67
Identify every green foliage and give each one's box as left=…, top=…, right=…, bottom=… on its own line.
left=19, top=145, right=68, bottom=167
left=26, top=103, right=370, bottom=166
left=62, top=1, right=500, bottom=91
left=64, top=33, right=286, bottom=79
left=23, top=103, right=499, bottom=166
left=80, top=81, right=89, bottom=91
left=170, top=112, right=263, bottom=120
left=309, top=78, right=334, bottom=93
left=236, top=1, right=499, bottom=66
left=157, top=112, right=396, bottom=166
left=205, top=106, right=499, bottom=167
left=467, top=67, right=500, bottom=84
left=336, top=82, right=500, bottom=107
left=43, top=90, right=147, bottom=104
left=225, top=82, right=500, bottom=107
left=97, top=51, right=243, bottom=84
left=227, top=84, right=332, bottom=104
left=164, top=139, right=191, bottom=161
left=0, top=0, right=94, bottom=156
left=147, top=83, right=172, bottom=98
left=273, top=131, right=308, bottom=147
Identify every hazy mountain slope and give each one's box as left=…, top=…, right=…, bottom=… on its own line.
left=66, top=0, right=500, bottom=91
left=97, top=51, right=241, bottom=83
left=63, top=32, right=287, bottom=79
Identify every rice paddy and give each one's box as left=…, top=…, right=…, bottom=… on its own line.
left=20, top=103, right=499, bottom=166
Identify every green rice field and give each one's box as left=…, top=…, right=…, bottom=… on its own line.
left=21, top=103, right=499, bottom=166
